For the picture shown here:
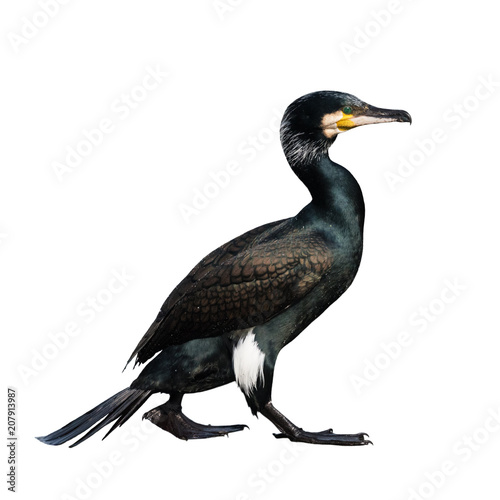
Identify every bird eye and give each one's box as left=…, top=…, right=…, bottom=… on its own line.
left=343, top=106, right=352, bottom=115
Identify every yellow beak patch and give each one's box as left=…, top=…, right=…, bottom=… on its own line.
left=336, top=112, right=355, bottom=131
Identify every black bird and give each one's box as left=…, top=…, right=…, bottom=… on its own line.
left=38, top=91, right=410, bottom=447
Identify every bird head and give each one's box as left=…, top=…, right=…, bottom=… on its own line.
left=280, top=90, right=411, bottom=166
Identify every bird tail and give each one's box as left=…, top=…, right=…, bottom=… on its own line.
left=36, top=388, right=152, bottom=447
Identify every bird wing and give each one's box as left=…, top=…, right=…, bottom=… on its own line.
left=127, top=220, right=334, bottom=367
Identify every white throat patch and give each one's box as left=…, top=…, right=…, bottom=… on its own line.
left=232, top=329, right=265, bottom=396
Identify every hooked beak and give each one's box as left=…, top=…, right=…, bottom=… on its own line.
left=341, top=105, right=412, bottom=129
left=322, top=105, right=412, bottom=137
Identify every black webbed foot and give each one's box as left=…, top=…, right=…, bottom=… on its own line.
left=260, top=401, right=372, bottom=446
left=143, top=402, right=247, bottom=440
left=273, top=429, right=372, bottom=446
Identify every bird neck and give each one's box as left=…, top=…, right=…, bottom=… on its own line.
left=291, top=152, right=365, bottom=229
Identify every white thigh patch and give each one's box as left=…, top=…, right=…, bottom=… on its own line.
left=232, top=329, right=265, bottom=396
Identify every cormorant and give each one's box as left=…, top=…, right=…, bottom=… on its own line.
left=37, top=91, right=411, bottom=447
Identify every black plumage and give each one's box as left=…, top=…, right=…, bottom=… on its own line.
left=128, top=224, right=334, bottom=365
left=38, top=90, right=410, bottom=447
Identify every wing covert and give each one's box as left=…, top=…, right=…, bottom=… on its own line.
left=127, top=222, right=333, bottom=367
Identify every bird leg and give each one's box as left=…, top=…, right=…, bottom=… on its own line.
left=142, top=393, right=247, bottom=440
left=260, top=401, right=372, bottom=446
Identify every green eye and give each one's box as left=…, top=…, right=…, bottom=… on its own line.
left=343, top=106, right=352, bottom=115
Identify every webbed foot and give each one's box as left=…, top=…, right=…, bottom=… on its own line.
left=143, top=403, right=247, bottom=440
left=274, top=429, right=372, bottom=446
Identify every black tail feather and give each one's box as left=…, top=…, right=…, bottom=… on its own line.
left=36, top=388, right=152, bottom=447
left=103, top=390, right=151, bottom=439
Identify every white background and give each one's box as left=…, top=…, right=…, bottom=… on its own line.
left=2, top=1, right=500, bottom=499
